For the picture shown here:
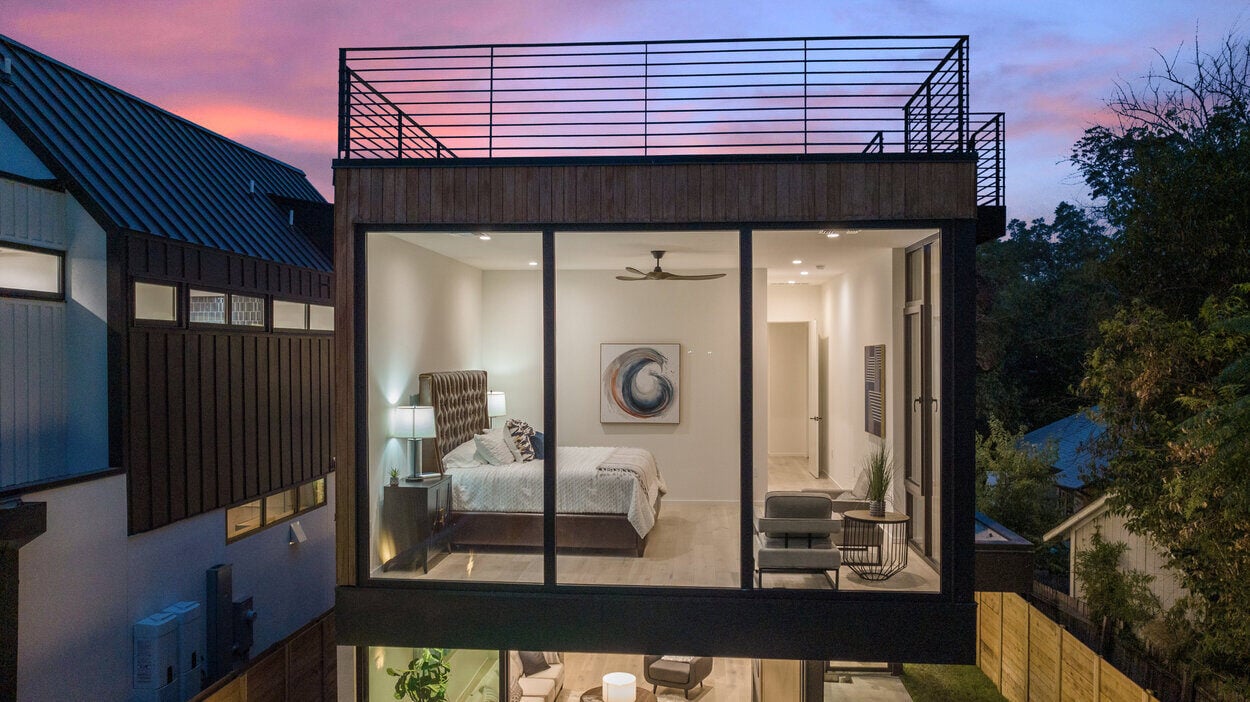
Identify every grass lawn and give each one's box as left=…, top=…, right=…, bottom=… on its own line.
left=900, top=664, right=1006, bottom=702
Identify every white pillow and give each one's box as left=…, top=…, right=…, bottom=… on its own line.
left=475, top=429, right=516, bottom=465
left=442, top=437, right=484, bottom=469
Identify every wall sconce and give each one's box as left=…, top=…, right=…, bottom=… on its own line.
left=486, top=391, right=506, bottom=428
left=391, top=399, right=438, bottom=482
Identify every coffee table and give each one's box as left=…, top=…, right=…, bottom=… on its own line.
left=579, top=686, right=658, bottom=702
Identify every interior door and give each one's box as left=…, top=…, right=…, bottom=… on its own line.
left=903, top=240, right=939, bottom=562
left=806, top=321, right=820, bottom=478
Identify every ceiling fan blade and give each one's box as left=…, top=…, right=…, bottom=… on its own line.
left=668, top=273, right=727, bottom=280
left=615, top=275, right=647, bottom=281
left=624, top=267, right=647, bottom=276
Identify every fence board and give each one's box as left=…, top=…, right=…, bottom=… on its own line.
left=979, top=592, right=1003, bottom=687
left=1030, top=604, right=1063, bottom=702
left=1062, top=629, right=1099, bottom=702
left=1001, top=593, right=1030, bottom=702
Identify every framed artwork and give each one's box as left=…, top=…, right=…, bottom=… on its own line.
left=865, top=344, right=885, bottom=437
left=600, top=343, right=681, bottom=424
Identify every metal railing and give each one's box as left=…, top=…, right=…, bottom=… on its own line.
left=337, top=35, right=1004, bottom=206
left=971, top=112, right=1005, bottom=207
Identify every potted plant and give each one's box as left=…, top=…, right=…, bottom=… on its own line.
left=389, top=466, right=400, bottom=487
left=863, top=444, right=892, bottom=517
left=387, top=648, right=450, bottom=702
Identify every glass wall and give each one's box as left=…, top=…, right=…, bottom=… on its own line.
left=366, top=648, right=500, bottom=702
left=366, top=230, right=543, bottom=583
left=554, top=230, right=741, bottom=587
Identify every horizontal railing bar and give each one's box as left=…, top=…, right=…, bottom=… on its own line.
left=346, top=56, right=950, bottom=74
left=341, top=35, right=967, bottom=54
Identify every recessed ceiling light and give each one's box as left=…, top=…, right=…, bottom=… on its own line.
left=826, top=232, right=840, bottom=239
left=477, top=233, right=491, bottom=241
left=800, top=271, right=809, bottom=276
left=792, top=259, right=802, bottom=265
left=528, top=261, right=538, bottom=266
left=787, top=280, right=796, bottom=285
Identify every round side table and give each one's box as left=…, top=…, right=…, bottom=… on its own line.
left=579, top=686, right=658, bottom=702
left=841, top=509, right=910, bottom=581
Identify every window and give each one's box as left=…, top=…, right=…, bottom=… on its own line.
left=134, top=282, right=178, bottom=321
left=231, top=294, right=265, bottom=327
left=0, top=243, right=63, bottom=299
left=190, top=289, right=268, bottom=328
left=189, top=289, right=227, bottom=323
left=274, top=299, right=308, bottom=329
left=226, top=477, right=327, bottom=541
left=309, top=304, right=334, bottom=331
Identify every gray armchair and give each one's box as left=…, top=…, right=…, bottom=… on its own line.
left=754, top=491, right=841, bottom=589
left=643, top=655, right=713, bottom=698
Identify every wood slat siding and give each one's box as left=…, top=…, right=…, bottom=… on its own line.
left=0, top=299, right=66, bottom=487
left=126, top=328, right=333, bottom=533
left=126, top=234, right=333, bottom=303
left=0, top=179, right=67, bottom=248
left=333, top=156, right=977, bottom=586
left=336, top=159, right=975, bottom=227
left=1070, top=511, right=1187, bottom=611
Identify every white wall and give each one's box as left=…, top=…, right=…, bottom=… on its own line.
left=481, top=270, right=544, bottom=429
left=366, top=233, right=483, bottom=569
left=819, top=248, right=904, bottom=505
left=1069, top=508, right=1187, bottom=611
left=767, top=322, right=808, bottom=456
left=0, top=118, right=56, bottom=180
left=767, top=284, right=824, bottom=331
left=17, top=460, right=337, bottom=701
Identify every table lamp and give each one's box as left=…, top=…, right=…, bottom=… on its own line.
left=486, top=390, right=506, bottom=428
left=391, top=400, right=438, bottom=481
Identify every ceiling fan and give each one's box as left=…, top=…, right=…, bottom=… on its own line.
left=615, top=250, right=726, bottom=281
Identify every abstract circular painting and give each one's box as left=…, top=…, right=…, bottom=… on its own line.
left=600, top=343, right=681, bottom=423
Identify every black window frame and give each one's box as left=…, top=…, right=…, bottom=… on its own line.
left=130, top=278, right=182, bottom=327
left=0, top=240, right=65, bottom=301
left=187, top=286, right=267, bottom=330
left=225, top=476, right=328, bottom=543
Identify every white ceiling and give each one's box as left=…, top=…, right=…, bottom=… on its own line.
left=374, top=227, right=938, bottom=285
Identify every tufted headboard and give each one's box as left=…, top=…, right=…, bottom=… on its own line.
left=418, top=370, right=489, bottom=463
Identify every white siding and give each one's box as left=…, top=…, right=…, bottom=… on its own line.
left=0, top=299, right=66, bottom=486
left=0, top=178, right=67, bottom=248
left=1069, top=509, right=1188, bottom=610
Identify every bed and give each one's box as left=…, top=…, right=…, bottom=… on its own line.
left=419, top=370, right=665, bottom=556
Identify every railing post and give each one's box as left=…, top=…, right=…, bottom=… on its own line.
left=803, top=39, right=809, bottom=154
left=959, top=39, right=967, bottom=153
left=925, top=86, right=933, bottom=152
left=489, top=46, right=495, bottom=158
left=643, top=42, right=649, bottom=156
left=396, top=111, right=404, bottom=159
left=339, top=51, right=350, bottom=159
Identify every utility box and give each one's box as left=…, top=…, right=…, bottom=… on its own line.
left=164, top=601, right=205, bottom=700
left=133, top=611, right=178, bottom=690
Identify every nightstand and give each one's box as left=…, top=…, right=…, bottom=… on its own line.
left=379, top=475, right=452, bottom=573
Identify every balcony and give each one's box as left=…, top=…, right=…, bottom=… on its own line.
left=336, top=35, right=1004, bottom=207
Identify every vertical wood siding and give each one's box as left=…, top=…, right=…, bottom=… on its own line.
left=126, top=329, right=333, bottom=533
left=0, top=180, right=67, bottom=248
left=0, top=299, right=66, bottom=486
left=1070, top=511, right=1187, bottom=610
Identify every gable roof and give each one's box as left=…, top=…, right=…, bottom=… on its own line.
left=0, top=34, right=330, bottom=272
left=1020, top=410, right=1105, bottom=490
left=1042, top=493, right=1109, bottom=542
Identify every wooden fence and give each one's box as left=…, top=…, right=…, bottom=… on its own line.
left=193, top=609, right=336, bottom=702
left=977, top=592, right=1161, bottom=702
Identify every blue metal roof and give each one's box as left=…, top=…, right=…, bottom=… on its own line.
left=0, top=35, right=330, bottom=271
left=1020, top=410, right=1106, bottom=490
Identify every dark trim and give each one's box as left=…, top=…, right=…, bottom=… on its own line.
left=128, top=277, right=181, bottom=328
left=353, top=227, right=371, bottom=585
left=0, top=240, right=64, bottom=301
left=353, top=219, right=951, bottom=234
left=739, top=227, right=754, bottom=591
left=333, top=150, right=977, bottom=171
left=341, top=34, right=970, bottom=53
left=0, top=170, right=61, bottom=191
left=336, top=586, right=978, bottom=662
left=943, top=219, right=978, bottom=603
left=0, top=467, right=124, bottom=501
left=542, top=229, right=556, bottom=586
left=107, top=230, right=128, bottom=478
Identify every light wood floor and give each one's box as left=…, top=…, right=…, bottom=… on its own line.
left=374, top=457, right=939, bottom=593
left=559, top=652, right=752, bottom=702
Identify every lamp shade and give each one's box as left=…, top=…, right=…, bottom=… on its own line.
left=486, top=391, right=507, bottom=418
left=601, top=672, right=635, bottom=702
left=390, top=405, right=435, bottom=439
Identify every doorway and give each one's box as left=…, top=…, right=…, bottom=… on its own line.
left=767, top=321, right=822, bottom=479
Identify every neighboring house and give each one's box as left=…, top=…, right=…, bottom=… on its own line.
left=329, top=36, right=1009, bottom=699
left=1020, top=410, right=1105, bottom=516
left=1043, top=494, right=1187, bottom=612
left=0, top=35, right=337, bottom=701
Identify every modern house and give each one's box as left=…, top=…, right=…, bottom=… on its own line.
left=0, top=35, right=338, bottom=701
left=331, top=36, right=1008, bottom=699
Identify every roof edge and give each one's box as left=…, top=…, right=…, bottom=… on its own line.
left=1043, top=493, right=1110, bottom=543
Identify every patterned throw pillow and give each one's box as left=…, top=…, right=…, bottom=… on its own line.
left=505, top=419, right=537, bottom=462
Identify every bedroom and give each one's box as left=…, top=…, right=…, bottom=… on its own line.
left=364, top=226, right=942, bottom=592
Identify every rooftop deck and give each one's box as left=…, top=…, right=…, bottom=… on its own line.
left=337, top=35, right=1004, bottom=207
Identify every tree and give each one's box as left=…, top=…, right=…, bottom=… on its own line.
left=975, top=418, right=1065, bottom=574
left=1072, top=35, right=1250, bottom=317
left=976, top=203, right=1115, bottom=431
left=1074, top=528, right=1160, bottom=632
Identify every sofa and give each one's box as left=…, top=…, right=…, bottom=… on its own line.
left=507, top=651, right=565, bottom=702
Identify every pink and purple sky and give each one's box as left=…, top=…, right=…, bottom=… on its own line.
left=6, top=0, right=1248, bottom=222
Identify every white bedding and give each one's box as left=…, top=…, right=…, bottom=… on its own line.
left=444, top=446, right=667, bottom=538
